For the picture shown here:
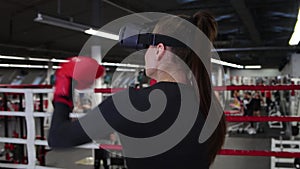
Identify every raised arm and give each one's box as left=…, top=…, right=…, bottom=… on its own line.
left=47, top=56, right=105, bottom=148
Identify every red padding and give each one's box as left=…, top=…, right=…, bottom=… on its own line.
left=214, top=85, right=300, bottom=91
left=93, top=85, right=300, bottom=93
left=97, top=145, right=300, bottom=158
left=224, top=110, right=241, bottom=115
left=94, top=88, right=125, bottom=93
left=219, top=149, right=300, bottom=158
left=99, top=144, right=123, bottom=151
left=1, top=84, right=299, bottom=92
left=226, top=116, right=300, bottom=122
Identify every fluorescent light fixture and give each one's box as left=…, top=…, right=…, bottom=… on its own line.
left=0, top=64, right=61, bottom=69
left=0, top=54, right=68, bottom=63
left=102, top=62, right=144, bottom=68
left=0, top=55, right=26, bottom=60
left=34, top=13, right=118, bottom=41
left=50, top=58, right=68, bottom=63
left=289, top=9, right=300, bottom=45
left=85, top=28, right=119, bottom=40
left=53, top=66, right=61, bottom=69
left=34, top=13, right=89, bottom=32
left=116, top=68, right=136, bottom=72
left=244, top=65, right=262, bottom=69
left=28, top=57, right=50, bottom=62
left=211, top=58, right=244, bottom=69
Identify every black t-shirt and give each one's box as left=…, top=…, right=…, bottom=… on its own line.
left=48, top=82, right=209, bottom=169
left=252, top=98, right=261, bottom=111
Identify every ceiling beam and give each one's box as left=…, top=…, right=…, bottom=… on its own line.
left=0, top=43, right=76, bottom=56
left=102, top=0, right=141, bottom=14
left=165, top=3, right=231, bottom=12
left=214, top=46, right=300, bottom=52
left=230, top=0, right=262, bottom=45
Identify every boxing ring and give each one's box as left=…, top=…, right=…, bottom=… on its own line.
left=0, top=84, right=300, bottom=168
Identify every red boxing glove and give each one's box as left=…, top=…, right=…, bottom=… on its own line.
left=150, top=79, right=157, bottom=86
left=53, top=56, right=105, bottom=109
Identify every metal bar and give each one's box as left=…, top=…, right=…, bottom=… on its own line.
left=0, top=137, right=27, bottom=144
left=0, top=43, right=75, bottom=56
left=18, top=93, right=25, bottom=164
left=19, top=94, right=24, bottom=138
left=24, top=91, right=36, bottom=168
left=39, top=93, right=45, bottom=166
left=0, top=111, right=25, bottom=116
left=213, top=46, right=300, bottom=52
left=0, top=111, right=83, bottom=118
left=230, top=0, right=261, bottom=45
left=0, top=88, right=53, bottom=93
left=3, top=94, right=8, bottom=137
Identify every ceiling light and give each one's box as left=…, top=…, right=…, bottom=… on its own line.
left=34, top=13, right=118, bottom=41
left=84, top=28, right=119, bottom=40
left=53, top=66, right=61, bottom=69
left=102, top=62, right=144, bottom=68
left=211, top=58, right=244, bottom=69
left=50, top=58, right=68, bottom=63
left=0, top=55, right=26, bottom=60
left=0, top=64, right=61, bottom=69
left=28, top=57, right=50, bottom=62
left=289, top=9, right=300, bottom=45
left=116, top=68, right=136, bottom=72
left=34, top=13, right=89, bottom=32
left=0, top=54, right=68, bottom=63
left=244, top=65, right=262, bottom=69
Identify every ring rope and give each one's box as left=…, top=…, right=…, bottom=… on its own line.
left=0, top=84, right=299, bottom=91
left=94, top=85, right=300, bottom=93
left=226, top=116, right=300, bottom=122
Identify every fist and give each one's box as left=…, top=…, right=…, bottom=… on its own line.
left=54, top=56, right=105, bottom=108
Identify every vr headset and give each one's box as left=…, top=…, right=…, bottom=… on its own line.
left=118, top=23, right=187, bottom=50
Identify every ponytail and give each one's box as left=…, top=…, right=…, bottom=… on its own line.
left=191, top=11, right=226, bottom=165
left=154, top=11, right=227, bottom=166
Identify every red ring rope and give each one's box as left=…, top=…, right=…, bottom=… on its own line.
left=98, top=145, right=300, bottom=158
left=99, top=144, right=123, bottom=151
left=226, top=116, right=300, bottom=122
left=213, top=85, right=300, bottom=91
left=219, top=149, right=300, bottom=158
left=93, top=85, right=300, bottom=93
left=0, top=84, right=299, bottom=91
left=94, top=88, right=125, bottom=93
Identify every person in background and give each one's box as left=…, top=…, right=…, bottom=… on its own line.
left=252, top=92, right=262, bottom=117
left=265, top=90, right=272, bottom=112
left=250, top=92, right=263, bottom=133
left=243, top=92, right=251, bottom=116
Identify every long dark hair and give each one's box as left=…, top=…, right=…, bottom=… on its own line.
left=154, top=11, right=227, bottom=165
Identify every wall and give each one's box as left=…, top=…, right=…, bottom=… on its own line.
left=0, top=69, right=18, bottom=84
left=230, top=68, right=281, bottom=77
left=291, top=53, right=300, bottom=77
left=281, top=53, right=300, bottom=77
left=281, top=58, right=293, bottom=76
left=0, top=68, right=47, bottom=84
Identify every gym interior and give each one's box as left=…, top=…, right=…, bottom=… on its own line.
left=0, top=0, right=300, bottom=169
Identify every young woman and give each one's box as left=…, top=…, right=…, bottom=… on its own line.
left=48, top=11, right=226, bottom=169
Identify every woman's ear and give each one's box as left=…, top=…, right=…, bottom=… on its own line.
left=156, top=43, right=165, bottom=61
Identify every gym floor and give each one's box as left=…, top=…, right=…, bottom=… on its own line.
left=43, top=137, right=271, bottom=169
